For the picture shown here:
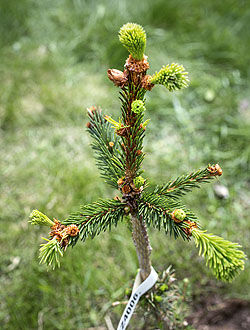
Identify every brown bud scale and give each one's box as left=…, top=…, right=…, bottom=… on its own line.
left=207, top=164, right=223, bottom=176
left=141, top=75, right=154, bottom=91
left=107, top=69, right=128, bottom=87
left=65, top=224, right=79, bottom=237
left=115, top=126, right=127, bottom=136
left=117, top=178, right=125, bottom=185
left=125, top=55, right=150, bottom=73
left=122, top=184, right=131, bottom=194
left=183, top=220, right=198, bottom=236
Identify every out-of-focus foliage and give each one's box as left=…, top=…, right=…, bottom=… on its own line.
left=0, top=0, right=249, bottom=329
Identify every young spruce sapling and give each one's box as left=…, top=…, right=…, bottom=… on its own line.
left=29, top=23, right=246, bottom=309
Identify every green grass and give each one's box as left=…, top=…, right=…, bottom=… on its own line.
left=1, top=0, right=250, bottom=328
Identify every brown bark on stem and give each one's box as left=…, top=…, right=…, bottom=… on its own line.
left=131, top=212, right=152, bottom=281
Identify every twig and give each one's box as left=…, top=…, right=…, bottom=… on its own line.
left=104, top=314, right=115, bottom=330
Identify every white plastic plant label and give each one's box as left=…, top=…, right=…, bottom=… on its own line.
left=117, top=267, right=158, bottom=330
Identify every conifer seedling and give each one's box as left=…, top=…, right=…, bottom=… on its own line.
left=29, top=23, right=246, bottom=326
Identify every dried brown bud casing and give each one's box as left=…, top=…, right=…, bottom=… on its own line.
left=139, top=123, right=146, bottom=131
left=122, top=184, right=131, bottom=194
left=141, top=75, right=154, bottom=91
left=107, top=69, right=128, bottom=87
left=65, top=224, right=79, bottom=237
left=50, top=219, right=65, bottom=231
left=117, top=177, right=125, bottom=186
left=183, top=220, right=198, bottom=236
left=50, top=230, right=63, bottom=240
left=208, top=164, right=223, bottom=176
left=125, top=55, right=149, bottom=73
left=50, top=221, right=60, bottom=231
left=115, top=126, right=127, bottom=137
left=50, top=222, right=79, bottom=251
left=130, top=183, right=143, bottom=194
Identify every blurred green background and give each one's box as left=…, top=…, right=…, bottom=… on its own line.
left=1, top=0, right=250, bottom=329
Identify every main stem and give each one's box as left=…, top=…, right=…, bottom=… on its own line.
left=122, top=61, right=152, bottom=281
left=131, top=212, right=152, bottom=281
